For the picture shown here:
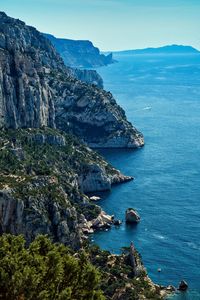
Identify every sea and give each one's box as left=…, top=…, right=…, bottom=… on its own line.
left=93, top=52, right=200, bottom=299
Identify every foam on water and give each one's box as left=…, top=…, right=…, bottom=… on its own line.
left=152, top=233, right=167, bottom=240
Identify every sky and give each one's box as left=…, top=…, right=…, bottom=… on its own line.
left=1, top=0, right=200, bottom=51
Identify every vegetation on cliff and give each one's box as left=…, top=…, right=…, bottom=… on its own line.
left=0, top=234, right=104, bottom=300
left=0, top=128, right=130, bottom=246
left=0, top=128, right=170, bottom=299
left=0, top=234, right=167, bottom=300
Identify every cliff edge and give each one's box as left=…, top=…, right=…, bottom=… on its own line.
left=44, top=33, right=115, bottom=68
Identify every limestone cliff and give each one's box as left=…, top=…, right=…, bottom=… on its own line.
left=0, top=12, right=144, bottom=148
left=44, top=33, right=115, bottom=68
left=44, top=34, right=105, bottom=88
left=69, top=68, right=103, bottom=88
left=50, top=76, right=144, bottom=148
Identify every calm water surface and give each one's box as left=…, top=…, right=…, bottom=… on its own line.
left=93, top=53, right=200, bottom=299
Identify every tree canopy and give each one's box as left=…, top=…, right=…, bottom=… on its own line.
left=0, top=234, right=104, bottom=300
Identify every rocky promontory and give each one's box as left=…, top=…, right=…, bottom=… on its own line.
left=69, top=67, right=104, bottom=88
left=44, top=34, right=105, bottom=89
left=53, top=81, right=144, bottom=148
left=0, top=128, right=132, bottom=247
left=44, top=33, right=115, bottom=68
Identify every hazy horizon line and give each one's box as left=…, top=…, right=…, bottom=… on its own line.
left=45, top=32, right=200, bottom=53
left=1, top=9, right=200, bottom=53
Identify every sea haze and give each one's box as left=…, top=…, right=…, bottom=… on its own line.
left=92, top=51, right=200, bottom=299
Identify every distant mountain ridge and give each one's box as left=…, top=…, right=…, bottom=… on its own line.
left=111, top=44, right=200, bottom=55
left=44, top=33, right=115, bottom=68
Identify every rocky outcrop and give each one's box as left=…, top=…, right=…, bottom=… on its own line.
left=44, top=33, right=115, bottom=68
left=80, top=210, right=124, bottom=234
left=178, top=280, right=188, bottom=291
left=0, top=12, right=144, bottom=148
left=69, top=68, right=103, bottom=88
left=27, top=132, right=66, bottom=146
left=0, top=12, right=64, bottom=129
left=0, top=187, right=81, bottom=249
left=96, top=243, right=175, bottom=300
left=52, top=80, right=144, bottom=148
left=78, top=164, right=111, bottom=192
left=129, top=242, right=136, bottom=271
left=125, top=208, right=141, bottom=223
left=80, top=210, right=113, bottom=234
left=43, top=35, right=105, bottom=89
left=78, top=164, right=133, bottom=193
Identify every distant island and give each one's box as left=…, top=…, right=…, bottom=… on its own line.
left=109, top=44, right=200, bottom=55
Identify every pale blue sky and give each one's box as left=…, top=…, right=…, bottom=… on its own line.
left=1, top=0, right=200, bottom=51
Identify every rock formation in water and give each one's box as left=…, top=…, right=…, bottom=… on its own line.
left=0, top=12, right=144, bottom=148
left=44, top=33, right=115, bottom=68
left=178, top=280, right=188, bottom=291
left=125, top=208, right=141, bottom=223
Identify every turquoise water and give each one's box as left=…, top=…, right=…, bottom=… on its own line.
left=93, top=53, right=200, bottom=299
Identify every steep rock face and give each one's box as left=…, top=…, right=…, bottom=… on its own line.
left=51, top=78, right=144, bottom=148
left=44, top=33, right=114, bottom=68
left=70, top=68, right=103, bottom=88
left=0, top=187, right=81, bottom=248
left=78, top=164, right=133, bottom=193
left=0, top=12, right=65, bottom=129
left=0, top=128, right=132, bottom=247
left=0, top=12, right=144, bottom=148
left=43, top=34, right=105, bottom=88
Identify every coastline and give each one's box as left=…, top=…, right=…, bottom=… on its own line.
left=0, top=10, right=198, bottom=299
left=88, top=195, right=176, bottom=299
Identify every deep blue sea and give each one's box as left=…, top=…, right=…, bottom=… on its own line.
left=93, top=53, right=200, bottom=299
